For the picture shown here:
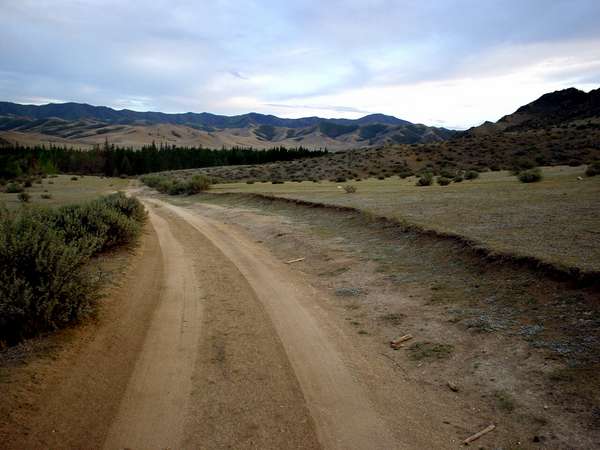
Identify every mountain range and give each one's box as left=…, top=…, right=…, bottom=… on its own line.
left=1, top=87, right=598, bottom=150
left=0, top=102, right=454, bottom=150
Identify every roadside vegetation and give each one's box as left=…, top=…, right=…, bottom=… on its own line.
left=0, top=193, right=145, bottom=346
left=140, top=173, right=211, bottom=195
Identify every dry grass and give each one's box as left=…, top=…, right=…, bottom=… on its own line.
left=0, top=175, right=129, bottom=209
left=207, top=166, right=600, bottom=274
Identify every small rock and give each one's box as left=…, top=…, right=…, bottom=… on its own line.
left=447, top=381, right=459, bottom=392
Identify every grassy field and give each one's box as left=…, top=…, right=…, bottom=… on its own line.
left=0, top=175, right=130, bottom=209
left=209, top=166, right=600, bottom=273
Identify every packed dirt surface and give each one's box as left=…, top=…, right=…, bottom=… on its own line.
left=2, top=193, right=461, bottom=449
left=4, top=191, right=596, bottom=449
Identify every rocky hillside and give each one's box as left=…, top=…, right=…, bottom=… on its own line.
left=0, top=102, right=455, bottom=150
left=468, top=87, right=600, bottom=134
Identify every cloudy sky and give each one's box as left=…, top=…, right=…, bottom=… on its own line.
left=1, top=0, right=599, bottom=128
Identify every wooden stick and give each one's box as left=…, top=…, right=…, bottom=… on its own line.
left=390, top=334, right=413, bottom=349
left=286, top=257, right=305, bottom=264
left=463, top=424, right=495, bottom=445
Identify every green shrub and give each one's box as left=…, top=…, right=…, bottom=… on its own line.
left=5, top=183, right=24, bottom=193
left=416, top=173, right=433, bottom=186
left=140, top=174, right=211, bottom=195
left=41, top=194, right=52, bottom=199
left=343, top=185, right=357, bottom=193
left=464, top=170, right=479, bottom=180
left=437, top=177, right=451, bottom=186
left=18, top=192, right=31, bottom=203
left=71, top=176, right=79, bottom=181
left=52, top=193, right=145, bottom=252
left=24, top=179, right=33, bottom=188
left=511, top=158, right=535, bottom=174
left=0, top=193, right=145, bottom=345
left=0, top=208, right=99, bottom=345
left=518, top=168, right=542, bottom=183
left=586, top=161, right=600, bottom=177
left=453, top=174, right=464, bottom=183
left=187, top=175, right=211, bottom=194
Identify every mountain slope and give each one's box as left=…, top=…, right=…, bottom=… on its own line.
left=0, top=102, right=455, bottom=149
left=467, top=87, right=600, bottom=135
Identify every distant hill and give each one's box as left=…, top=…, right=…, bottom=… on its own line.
left=0, top=102, right=455, bottom=149
left=467, top=87, right=600, bottom=135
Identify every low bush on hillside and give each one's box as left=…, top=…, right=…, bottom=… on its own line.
left=416, top=172, right=433, bottom=186
left=140, top=174, right=211, bottom=195
left=437, top=176, right=451, bottom=186
left=586, top=161, right=600, bottom=177
left=5, top=182, right=24, bottom=193
left=343, top=185, right=357, bottom=193
left=464, top=170, right=480, bottom=180
left=518, top=168, right=543, bottom=183
left=0, top=193, right=145, bottom=346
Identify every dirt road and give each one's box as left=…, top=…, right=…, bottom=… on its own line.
left=3, top=196, right=456, bottom=449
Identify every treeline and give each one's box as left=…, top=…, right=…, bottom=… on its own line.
left=0, top=143, right=328, bottom=179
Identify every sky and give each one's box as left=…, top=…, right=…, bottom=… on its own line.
left=1, top=0, right=599, bottom=129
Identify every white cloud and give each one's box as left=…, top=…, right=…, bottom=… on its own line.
left=0, top=0, right=599, bottom=127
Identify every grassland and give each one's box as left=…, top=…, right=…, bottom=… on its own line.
left=207, top=166, right=599, bottom=274
left=0, top=175, right=129, bottom=209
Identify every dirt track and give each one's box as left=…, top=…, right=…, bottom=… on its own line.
left=2, top=195, right=460, bottom=449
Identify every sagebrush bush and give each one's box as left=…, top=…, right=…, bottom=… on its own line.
left=0, top=193, right=145, bottom=345
left=5, top=182, right=24, bottom=193
left=586, top=161, right=600, bottom=177
left=52, top=193, right=145, bottom=252
left=437, top=176, right=451, bottom=186
left=416, top=173, right=433, bottom=186
left=141, top=174, right=211, bottom=195
left=343, top=185, right=357, bottom=193
left=464, top=170, right=479, bottom=180
left=518, top=168, right=543, bottom=183
left=0, top=208, right=100, bottom=345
